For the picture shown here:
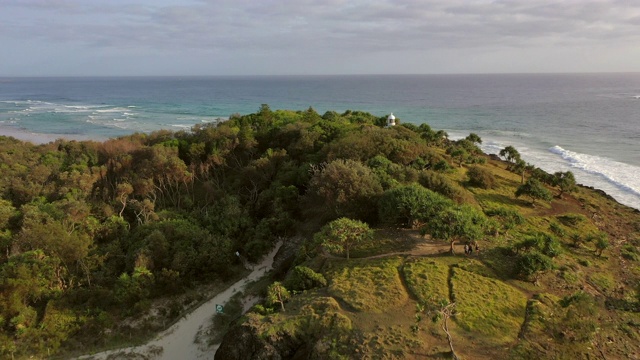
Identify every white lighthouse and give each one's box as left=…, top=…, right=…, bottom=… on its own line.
left=387, top=113, right=396, bottom=127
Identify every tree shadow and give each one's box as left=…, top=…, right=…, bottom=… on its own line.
left=475, top=193, right=520, bottom=207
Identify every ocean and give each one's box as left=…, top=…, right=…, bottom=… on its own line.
left=0, top=74, right=639, bottom=210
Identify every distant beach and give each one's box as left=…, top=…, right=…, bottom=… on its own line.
left=0, top=124, right=100, bottom=144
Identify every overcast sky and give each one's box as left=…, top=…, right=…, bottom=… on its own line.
left=2, top=0, right=640, bottom=76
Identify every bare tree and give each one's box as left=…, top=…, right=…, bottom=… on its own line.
left=414, top=301, right=460, bottom=360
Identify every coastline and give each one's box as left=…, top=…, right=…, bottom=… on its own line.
left=0, top=124, right=108, bottom=144
left=2, top=123, right=639, bottom=212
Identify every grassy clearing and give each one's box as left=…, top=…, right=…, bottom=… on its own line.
left=402, top=259, right=449, bottom=306
left=450, top=267, right=527, bottom=344
left=324, top=257, right=408, bottom=313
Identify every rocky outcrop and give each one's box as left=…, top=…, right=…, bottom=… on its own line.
left=214, top=318, right=309, bottom=360
left=215, top=297, right=351, bottom=360
left=271, top=236, right=305, bottom=278
left=215, top=320, right=282, bottom=360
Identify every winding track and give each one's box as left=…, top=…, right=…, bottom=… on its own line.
left=76, top=242, right=283, bottom=360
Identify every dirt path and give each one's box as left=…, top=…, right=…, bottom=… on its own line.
left=365, top=240, right=451, bottom=259
left=77, top=242, right=283, bottom=360
left=363, top=230, right=472, bottom=259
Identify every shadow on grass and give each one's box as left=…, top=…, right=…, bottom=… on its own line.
left=351, top=229, right=422, bottom=258
left=605, top=297, right=639, bottom=312
left=477, top=246, right=517, bottom=281
left=475, top=193, right=521, bottom=207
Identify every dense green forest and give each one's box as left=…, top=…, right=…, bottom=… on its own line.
left=0, top=105, right=639, bottom=359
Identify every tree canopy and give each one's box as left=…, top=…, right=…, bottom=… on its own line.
left=314, top=218, right=373, bottom=260
left=0, top=106, right=631, bottom=360
left=515, top=178, right=553, bottom=206
left=422, top=204, right=487, bottom=254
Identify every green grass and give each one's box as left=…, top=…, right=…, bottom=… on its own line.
left=324, top=257, right=408, bottom=313
left=402, top=259, right=449, bottom=306
left=450, top=267, right=527, bottom=344
left=455, top=258, right=499, bottom=279
left=588, top=273, right=616, bottom=294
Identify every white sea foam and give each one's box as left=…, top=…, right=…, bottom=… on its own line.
left=94, top=108, right=128, bottom=113
left=548, top=146, right=640, bottom=198
left=478, top=137, right=640, bottom=210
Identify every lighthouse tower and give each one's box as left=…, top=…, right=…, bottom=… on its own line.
left=387, top=113, right=396, bottom=127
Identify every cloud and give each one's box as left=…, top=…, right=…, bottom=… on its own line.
left=1, top=0, right=640, bottom=74
left=3, top=1, right=640, bottom=49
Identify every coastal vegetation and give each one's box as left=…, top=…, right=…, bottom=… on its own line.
left=0, top=105, right=638, bottom=359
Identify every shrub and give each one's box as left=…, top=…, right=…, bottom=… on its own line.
left=557, top=213, right=587, bottom=227
left=306, top=159, right=383, bottom=223
left=378, top=184, right=453, bottom=228
left=285, top=266, right=327, bottom=291
left=315, top=217, right=373, bottom=260
left=418, top=170, right=473, bottom=204
left=467, top=165, right=496, bottom=189
left=515, top=178, right=552, bottom=205
left=433, top=159, right=451, bottom=172
left=484, top=206, right=524, bottom=235
left=549, top=222, right=566, bottom=238
left=515, top=251, right=553, bottom=282
left=514, top=233, right=562, bottom=258
left=577, top=259, right=591, bottom=267
left=266, top=281, right=291, bottom=311
left=621, top=244, right=639, bottom=261
left=594, top=236, right=610, bottom=257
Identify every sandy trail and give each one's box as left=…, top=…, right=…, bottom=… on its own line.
left=77, top=242, right=282, bottom=360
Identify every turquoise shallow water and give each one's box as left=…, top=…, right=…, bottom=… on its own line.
left=0, top=74, right=639, bottom=209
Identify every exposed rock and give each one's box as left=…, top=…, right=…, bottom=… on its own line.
left=215, top=318, right=307, bottom=360
left=272, top=236, right=304, bottom=277
left=216, top=297, right=349, bottom=360
left=215, top=320, right=282, bottom=360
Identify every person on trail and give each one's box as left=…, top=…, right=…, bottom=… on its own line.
left=464, top=244, right=469, bottom=255
left=475, top=243, right=480, bottom=254
left=468, top=244, right=473, bottom=255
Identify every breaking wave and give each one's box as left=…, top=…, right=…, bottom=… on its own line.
left=548, top=145, right=640, bottom=199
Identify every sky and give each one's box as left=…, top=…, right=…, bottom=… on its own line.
left=1, top=0, right=640, bottom=76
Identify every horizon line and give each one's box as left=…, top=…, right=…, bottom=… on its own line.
left=2, top=71, right=640, bottom=79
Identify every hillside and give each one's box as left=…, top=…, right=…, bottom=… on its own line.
left=215, top=146, right=640, bottom=359
left=0, top=106, right=638, bottom=359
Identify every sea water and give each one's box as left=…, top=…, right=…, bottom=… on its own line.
left=0, top=74, right=639, bottom=210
